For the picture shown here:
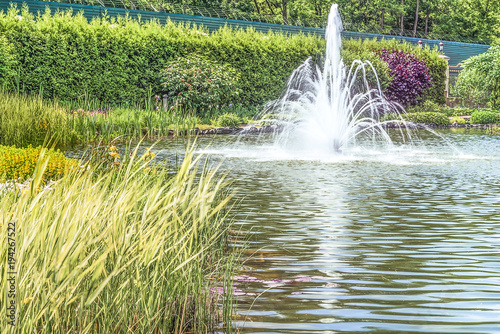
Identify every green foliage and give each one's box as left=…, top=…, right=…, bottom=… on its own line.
left=406, top=100, right=451, bottom=114
left=0, top=5, right=324, bottom=108
left=403, top=111, right=450, bottom=125
left=454, top=46, right=500, bottom=107
left=211, top=112, right=241, bottom=127
left=0, top=146, right=236, bottom=332
left=445, top=107, right=480, bottom=117
left=0, top=91, right=201, bottom=147
left=161, top=55, right=241, bottom=111
left=342, top=38, right=447, bottom=105
left=0, top=33, right=16, bottom=89
left=470, top=110, right=500, bottom=124
left=0, top=145, right=77, bottom=182
left=194, top=26, right=324, bottom=106
left=450, top=116, right=467, bottom=124
left=0, top=90, right=72, bottom=147
left=340, top=41, right=391, bottom=91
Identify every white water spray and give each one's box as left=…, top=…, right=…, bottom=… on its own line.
left=265, top=4, right=403, bottom=154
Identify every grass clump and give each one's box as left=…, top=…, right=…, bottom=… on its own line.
left=0, top=145, right=237, bottom=333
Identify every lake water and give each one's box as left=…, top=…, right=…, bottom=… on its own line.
left=74, top=129, right=500, bottom=333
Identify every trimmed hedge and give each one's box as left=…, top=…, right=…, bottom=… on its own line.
left=0, top=5, right=324, bottom=107
left=403, top=112, right=450, bottom=125
left=0, top=33, right=16, bottom=88
left=342, top=38, right=447, bottom=105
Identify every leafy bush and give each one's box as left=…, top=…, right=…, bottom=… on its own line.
left=211, top=113, right=241, bottom=127
left=161, top=55, right=241, bottom=112
left=0, top=145, right=77, bottom=182
left=453, top=46, right=500, bottom=107
left=470, top=110, right=500, bottom=124
left=445, top=107, right=479, bottom=117
left=0, top=6, right=324, bottom=107
left=342, top=38, right=447, bottom=105
left=450, top=116, right=467, bottom=124
left=406, top=100, right=451, bottom=114
left=403, top=112, right=450, bottom=125
left=379, top=49, right=432, bottom=107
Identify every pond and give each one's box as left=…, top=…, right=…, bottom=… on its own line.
left=68, top=128, right=500, bottom=333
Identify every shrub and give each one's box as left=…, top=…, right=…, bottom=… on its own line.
left=211, top=113, right=241, bottom=127
left=445, top=107, right=479, bottom=117
left=379, top=49, right=432, bottom=107
left=0, top=145, right=77, bottom=182
left=342, top=38, right=447, bottom=105
left=470, top=110, right=500, bottom=124
left=160, top=55, right=241, bottom=112
left=406, top=100, right=451, bottom=114
left=403, top=112, right=450, bottom=125
left=450, top=116, right=467, bottom=124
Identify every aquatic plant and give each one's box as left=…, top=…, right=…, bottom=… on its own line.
left=0, top=145, right=236, bottom=333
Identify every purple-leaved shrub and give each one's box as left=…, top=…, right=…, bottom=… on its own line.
left=379, top=49, right=432, bottom=107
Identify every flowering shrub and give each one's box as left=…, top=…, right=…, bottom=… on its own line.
left=160, top=56, right=241, bottom=114
left=0, top=145, right=77, bottom=182
left=379, top=49, right=432, bottom=107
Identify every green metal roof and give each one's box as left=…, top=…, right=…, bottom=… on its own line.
left=1, top=0, right=491, bottom=66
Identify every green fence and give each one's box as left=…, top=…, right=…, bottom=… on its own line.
left=0, top=0, right=491, bottom=66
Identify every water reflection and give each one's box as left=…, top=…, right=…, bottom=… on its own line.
left=66, top=129, right=500, bottom=333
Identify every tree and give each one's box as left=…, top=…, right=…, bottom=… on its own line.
left=454, top=46, right=500, bottom=107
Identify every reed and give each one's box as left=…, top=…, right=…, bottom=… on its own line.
left=0, top=144, right=236, bottom=333
left=0, top=90, right=202, bottom=147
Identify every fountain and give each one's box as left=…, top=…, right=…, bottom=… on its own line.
left=264, top=4, right=404, bottom=154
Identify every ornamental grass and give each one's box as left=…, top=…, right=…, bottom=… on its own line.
left=0, top=145, right=236, bottom=333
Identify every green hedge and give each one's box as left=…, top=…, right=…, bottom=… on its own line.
left=0, top=33, right=16, bottom=88
left=342, top=38, right=447, bottom=105
left=0, top=5, right=324, bottom=107
left=0, top=5, right=445, bottom=108
left=403, top=112, right=450, bottom=125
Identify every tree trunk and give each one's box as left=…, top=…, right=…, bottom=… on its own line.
left=413, top=0, right=419, bottom=37
left=400, top=0, right=404, bottom=35
left=254, top=0, right=261, bottom=14
left=424, top=10, right=429, bottom=36
left=282, top=0, right=288, bottom=24
left=381, top=9, right=385, bottom=30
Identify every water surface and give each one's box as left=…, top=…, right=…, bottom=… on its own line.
left=76, top=129, right=500, bottom=333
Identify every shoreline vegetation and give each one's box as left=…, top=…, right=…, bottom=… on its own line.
left=0, top=143, right=239, bottom=333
